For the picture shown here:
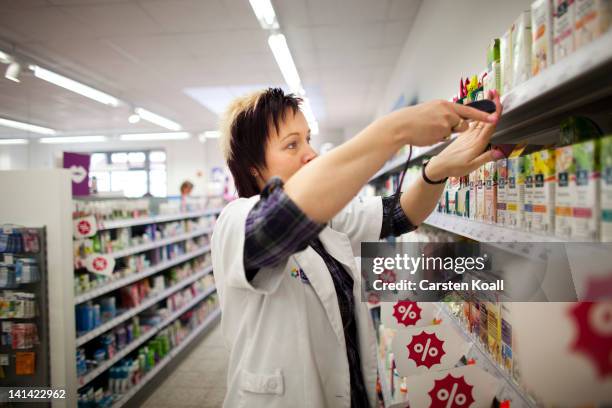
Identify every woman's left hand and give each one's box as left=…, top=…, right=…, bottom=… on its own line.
left=424, top=90, right=504, bottom=180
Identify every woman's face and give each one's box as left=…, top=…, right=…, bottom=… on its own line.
left=258, top=109, right=317, bottom=186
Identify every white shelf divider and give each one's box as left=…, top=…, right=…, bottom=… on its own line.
left=75, top=245, right=211, bottom=304
left=110, top=308, right=221, bottom=408
left=76, top=266, right=214, bottom=347
left=98, top=208, right=222, bottom=231
left=78, top=285, right=217, bottom=387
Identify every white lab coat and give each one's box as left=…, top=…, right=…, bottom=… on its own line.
left=211, top=194, right=383, bottom=408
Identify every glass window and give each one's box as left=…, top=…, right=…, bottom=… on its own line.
left=128, top=152, right=146, bottom=166
left=111, top=152, right=128, bottom=164
left=150, top=151, right=166, bottom=163
left=149, top=169, right=167, bottom=197
left=90, top=171, right=110, bottom=192
left=90, top=153, right=107, bottom=171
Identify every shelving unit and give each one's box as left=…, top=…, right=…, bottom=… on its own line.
left=76, top=266, right=214, bottom=346
left=98, top=209, right=221, bottom=231
left=109, top=307, right=221, bottom=408
left=368, top=28, right=612, bottom=408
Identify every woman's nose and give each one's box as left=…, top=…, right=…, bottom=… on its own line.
left=303, top=145, right=318, bottom=164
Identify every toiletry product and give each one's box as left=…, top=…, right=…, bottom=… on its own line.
left=600, top=135, right=612, bottom=241
left=555, top=145, right=574, bottom=238
left=572, top=139, right=601, bottom=240
left=575, top=0, right=612, bottom=48
left=513, top=11, right=533, bottom=86
left=532, top=0, right=555, bottom=75
left=554, top=0, right=576, bottom=61
left=531, top=148, right=556, bottom=234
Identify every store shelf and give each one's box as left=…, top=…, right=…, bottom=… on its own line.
left=78, top=284, right=218, bottom=387
left=98, top=208, right=222, bottom=231
left=75, top=266, right=214, bottom=346
left=110, top=307, right=221, bottom=408
left=437, top=304, right=537, bottom=408
left=424, top=212, right=565, bottom=243
left=108, top=227, right=212, bottom=260
left=75, top=245, right=211, bottom=304
left=371, top=30, right=612, bottom=181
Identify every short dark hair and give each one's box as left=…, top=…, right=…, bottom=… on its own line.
left=221, top=88, right=302, bottom=198
left=180, top=180, right=193, bottom=193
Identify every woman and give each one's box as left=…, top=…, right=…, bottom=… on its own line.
left=211, top=88, right=502, bottom=408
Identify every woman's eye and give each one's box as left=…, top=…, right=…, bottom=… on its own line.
left=287, top=142, right=297, bottom=149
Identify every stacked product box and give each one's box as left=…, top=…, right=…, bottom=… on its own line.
left=574, top=0, right=612, bottom=48
left=484, top=161, right=498, bottom=224
left=497, top=158, right=509, bottom=226
left=554, top=0, right=576, bottom=61
left=531, top=148, right=556, bottom=234
left=506, top=146, right=528, bottom=229
left=513, top=11, right=533, bottom=87
left=601, top=135, right=612, bottom=241
left=532, top=0, right=555, bottom=75
left=572, top=139, right=601, bottom=240
left=523, top=153, right=536, bottom=231
left=555, top=144, right=575, bottom=238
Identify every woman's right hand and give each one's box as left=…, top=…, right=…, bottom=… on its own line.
left=386, top=99, right=499, bottom=147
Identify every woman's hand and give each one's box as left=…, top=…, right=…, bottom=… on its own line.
left=425, top=91, right=504, bottom=180
left=385, top=98, right=499, bottom=147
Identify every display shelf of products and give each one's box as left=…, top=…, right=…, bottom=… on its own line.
left=75, top=245, right=211, bottom=304
left=437, top=304, right=537, bottom=408
left=372, top=29, right=612, bottom=182
left=75, top=266, right=214, bottom=347
left=425, top=212, right=565, bottom=243
left=101, top=227, right=212, bottom=261
left=98, top=209, right=222, bottom=231
left=78, top=284, right=217, bottom=387
left=109, top=307, right=221, bottom=408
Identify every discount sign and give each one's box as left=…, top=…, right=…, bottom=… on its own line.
left=85, top=253, right=115, bottom=276
left=393, top=300, right=422, bottom=326
left=428, top=374, right=474, bottom=408
left=407, top=331, right=445, bottom=368
left=73, top=215, right=98, bottom=239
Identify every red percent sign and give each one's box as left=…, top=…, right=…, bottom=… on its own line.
left=569, top=302, right=612, bottom=378
left=407, top=331, right=445, bottom=368
left=428, top=374, right=475, bottom=408
left=393, top=300, right=422, bottom=326
left=92, top=257, right=108, bottom=272
left=77, top=220, right=92, bottom=236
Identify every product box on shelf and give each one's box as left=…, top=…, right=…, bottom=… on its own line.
left=572, top=139, right=601, bottom=240
left=555, top=145, right=575, bottom=238
left=531, top=148, right=556, bottom=234
left=484, top=38, right=501, bottom=95
left=506, top=145, right=541, bottom=229
left=448, top=177, right=460, bottom=215
left=477, top=166, right=486, bottom=221
left=484, top=161, right=498, bottom=224
left=524, top=153, right=536, bottom=231
left=500, top=302, right=515, bottom=377
left=601, top=135, right=612, bottom=241
left=501, top=26, right=514, bottom=94
left=554, top=0, right=576, bottom=61
left=574, top=0, right=612, bottom=48
left=532, top=0, right=555, bottom=75
left=457, top=177, right=467, bottom=217
left=469, top=171, right=477, bottom=219
left=486, top=300, right=502, bottom=364
left=513, top=11, right=533, bottom=87
left=496, top=158, right=508, bottom=226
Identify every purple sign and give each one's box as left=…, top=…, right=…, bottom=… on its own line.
left=63, top=152, right=91, bottom=196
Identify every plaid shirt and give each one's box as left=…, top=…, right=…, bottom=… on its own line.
left=244, top=177, right=415, bottom=408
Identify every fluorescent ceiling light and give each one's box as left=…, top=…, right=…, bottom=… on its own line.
left=134, top=107, right=182, bottom=131
left=128, top=113, right=141, bottom=124
left=0, top=117, right=56, bottom=135
left=268, top=33, right=303, bottom=94
left=301, top=97, right=319, bottom=135
left=204, top=131, right=220, bottom=138
left=39, top=135, right=107, bottom=144
left=119, top=132, right=191, bottom=141
left=0, top=50, right=11, bottom=64
left=249, top=0, right=279, bottom=29
left=31, top=65, right=120, bottom=107
left=5, top=62, right=20, bottom=82
left=0, top=138, right=29, bottom=145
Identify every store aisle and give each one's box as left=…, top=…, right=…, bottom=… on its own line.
left=142, top=324, right=228, bottom=408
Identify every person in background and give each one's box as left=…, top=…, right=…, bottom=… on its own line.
left=180, top=180, right=194, bottom=211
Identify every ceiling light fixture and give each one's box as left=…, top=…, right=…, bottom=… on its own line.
left=119, top=132, right=191, bottom=141
left=249, top=0, right=279, bottom=29
left=300, top=97, right=319, bottom=135
left=4, top=62, right=20, bottom=83
left=39, top=135, right=107, bottom=144
left=128, top=113, right=141, bottom=124
left=0, top=50, right=12, bottom=64
left=134, top=107, right=182, bottom=131
left=0, top=138, right=29, bottom=145
left=268, top=33, right=303, bottom=94
left=30, top=65, right=120, bottom=107
left=0, top=117, right=57, bottom=135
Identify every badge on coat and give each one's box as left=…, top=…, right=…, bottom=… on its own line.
left=290, top=266, right=310, bottom=284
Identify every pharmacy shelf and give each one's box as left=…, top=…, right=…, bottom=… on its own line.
left=75, top=266, right=214, bottom=346
left=437, top=304, right=537, bottom=408
left=107, top=227, right=212, bottom=260
left=77, top=284, right=218, bottom=387
left=377, top=351, right=409, bottom=408
left=424, top=212, right=565, bottom=243
left=110, top=307, right=221, bottom=408
left=98, top=208, right=222, bottom=230
left=371, top=30, right=612, bottom=181
left=75, top=245, right=211, bottom=304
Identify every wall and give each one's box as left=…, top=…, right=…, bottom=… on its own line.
left=377, top=0, right=533, bottom=117
left=0, top=137, right=226, bottom=196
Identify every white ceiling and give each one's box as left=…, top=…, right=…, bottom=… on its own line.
left=0, top=0, right=421, bottom=139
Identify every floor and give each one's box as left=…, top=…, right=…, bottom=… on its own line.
left=142, top=324, right=229, bottom=408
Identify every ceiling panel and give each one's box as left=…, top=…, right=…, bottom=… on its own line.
left=0, top=0, right=422, bottom=141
